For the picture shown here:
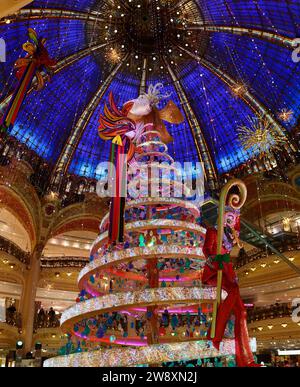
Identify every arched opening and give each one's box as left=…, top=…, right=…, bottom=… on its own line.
left=0, top=208, right=31, bottom=253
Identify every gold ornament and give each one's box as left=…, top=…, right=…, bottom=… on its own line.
left=105, top=47, right=122, bottom=64
left=231, top=83, right=247, bottom=97
left=278, top=108, right=293, bottom=122
left=282, top=217, right=291, bottom=231
left=237, top=115, right=285, bottom=155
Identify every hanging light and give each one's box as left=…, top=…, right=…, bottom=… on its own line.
left=237, top=115, right=285, bottom=155
left=282, top=217, right=291, bottom=231
left=278, top=108, right=293, bottom=122
left=232, top=83, right=247, bottom=96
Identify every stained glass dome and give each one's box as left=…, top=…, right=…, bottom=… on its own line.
left=0, top=0, right=299, bottom=181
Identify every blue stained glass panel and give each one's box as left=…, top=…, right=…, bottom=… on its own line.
left=69, top=71, right=140, bottom=178
left=206, top=32, right=300, bottom=130
left=30, top=0, right=95, bottom=12
left=197, top=0, right=300, bottom=37
left=178, top=61, right=257, bottom=173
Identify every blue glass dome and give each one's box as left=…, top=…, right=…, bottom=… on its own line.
left=0, top=0, right=299, bottom=179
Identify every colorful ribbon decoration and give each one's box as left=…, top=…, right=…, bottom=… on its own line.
left=1, top=28, right=56, bottom=131
left=213, top=253, right=230, bottom=269
left=107, top=136, right=129, bottom=244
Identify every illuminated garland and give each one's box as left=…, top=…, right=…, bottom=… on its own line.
left=99, top=198, right=200, bottom=230
left=60, top=287, right=227, bottom=328
left=91, top=219, right=206, bottom=253
left=44, top=339, right=236, bottom=367
left=79, top=245, right=204, bottom=285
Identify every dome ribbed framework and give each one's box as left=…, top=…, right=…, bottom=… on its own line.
left=0, top=0, right=299, bottom=181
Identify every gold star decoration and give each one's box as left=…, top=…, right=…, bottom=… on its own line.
left=105, top=47, right=122, bottom=64
left=237, top=115, right=286, bottom=155
left=278, top=108, right=293, bottom=122
left=231, top=83, right=247, bottom=97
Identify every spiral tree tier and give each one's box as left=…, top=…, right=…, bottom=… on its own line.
left=44, top=113, right=243, bottom=366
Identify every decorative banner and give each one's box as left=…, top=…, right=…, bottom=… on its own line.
left=1, top=28, right=56, bottom=131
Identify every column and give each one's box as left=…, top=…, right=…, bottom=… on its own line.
left=20, top=243, right=43, bottom=354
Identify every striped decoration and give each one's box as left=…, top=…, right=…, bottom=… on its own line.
left=108, top=138, right=129, bottom=244
left=1, top=61, right=36, bottom=131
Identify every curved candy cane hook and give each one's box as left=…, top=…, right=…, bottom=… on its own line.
left=216, top=178, right=247, bottom=255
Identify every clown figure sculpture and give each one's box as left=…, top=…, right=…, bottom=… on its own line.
left=202, top=207, right=257, bottom=367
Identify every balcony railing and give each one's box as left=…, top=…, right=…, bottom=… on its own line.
left=220, top=146, right=300, bottom=184
left=33, top=312, right=61, bottom=332
left=0, top=134, right=99, bottom=201
left=247, top=303, right=292, bottom=323
left=0, top=235, right=30, bottom=265
left=3, top=308, right=61, bottom=333
left=4, top=311, right=22, bottom=329
left=41, top=257, right=89, bottom=269
left=0, top=235, right=90, bottom=268
left=235, top=234, right=300, bottom=269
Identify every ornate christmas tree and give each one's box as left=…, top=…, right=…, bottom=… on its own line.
left=45, top=86, right=246, bottom=367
